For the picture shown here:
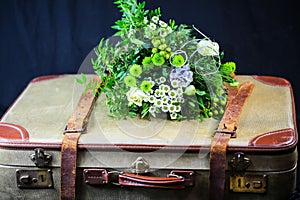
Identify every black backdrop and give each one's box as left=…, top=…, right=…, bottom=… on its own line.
left=0, top=0, right=300, bottom=194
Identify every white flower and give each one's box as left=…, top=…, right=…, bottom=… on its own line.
left=177, top=87, right=183, bottom=95
left=149, top=106, right=156, bottom=113
left=175, top=105, right=181, bottom=112
left=168, top=105, right=176, bottom=113
left=168, top=90, right=177, bottom=98
left=149, top=23, right=157, bottom=31
left=159, top=77, right=166, bottom=83
left=162, top=85, right=170, bottom=93
left=166, top=26, right=173, bottom=34
left=154, top=99, right=163, bottom=108
left=154, top=89, right=161, bottom=97
left=171, top=80, right=180, bottom=88
left=151, top=16, right=159, bottom=23
left=170, top=113, right=177, bottom=120
left=148, top=95, right=156, bottom=103
left=184, top=85, right=196, bottom=96
left=159, top=20, right=168, bottom=28
left=126, top=87, right=148, bottom=107
left=162, top=96, right=169, bottom=104
left=143, top=17, right=148, bottom=24
left=197, top=40, right=219, bottom=56
left=160, top=29, right=168, bottom=38
left=162, top=105, right=169, bottom=112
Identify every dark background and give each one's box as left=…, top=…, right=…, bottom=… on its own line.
left=0, top=0, right=299, bottom=196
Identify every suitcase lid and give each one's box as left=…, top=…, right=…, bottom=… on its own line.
left=0, top=75, right=297, bottom=153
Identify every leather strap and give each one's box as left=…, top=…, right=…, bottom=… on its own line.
left=209, top=81, right=254, bottom=200
left=60, top=76, right=100, bottom=200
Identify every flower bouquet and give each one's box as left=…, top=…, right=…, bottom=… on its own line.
left=77, top=0, right=239, bottom=121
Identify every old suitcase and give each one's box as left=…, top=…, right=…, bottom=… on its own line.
left=0, top=74, right=297, bottom=200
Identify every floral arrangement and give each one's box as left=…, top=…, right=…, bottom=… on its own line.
left=77, top=0, right=238, bottom=121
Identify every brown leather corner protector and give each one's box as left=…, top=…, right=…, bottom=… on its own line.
left=31, top=75, right=65, bottom=83
left=249, top=128, right=295, bottom=147
left=0, top=122, right=30, bottom=141
left=252, top=75, right=291, bottom=87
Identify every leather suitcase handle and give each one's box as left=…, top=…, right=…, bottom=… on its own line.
left=84, top=169, right=195, bottom=189
left=119, top=173, right=186, bottom=189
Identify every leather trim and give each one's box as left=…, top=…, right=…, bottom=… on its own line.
left=31, top=75, right=65, bottom=83
left=249, top=128, right=295, bottom=147
left=252, top=75, right=291, bottom=86
left=0, top=142, right=297, bottom=153
left=0, top=122, right=29, bottom=141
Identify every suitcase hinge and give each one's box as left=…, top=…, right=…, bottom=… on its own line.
left=30, top=148, right=52, bottom=168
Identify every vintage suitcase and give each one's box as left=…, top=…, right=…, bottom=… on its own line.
left=0, top=74, right=297, bottom=200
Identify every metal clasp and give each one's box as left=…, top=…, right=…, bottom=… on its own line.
left=130, top=157, right=150, bottom=174
left=16, top=169, right=53, bottom=189
left=229, top=152, right=251, bottom=172
left=30, top=148, right=52, bottom=168
left=230, top=174, right=267, bottom=193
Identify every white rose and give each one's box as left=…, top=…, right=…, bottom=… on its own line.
left=197, top=40, right=219, bottom=56
left=126, top=87, right=148, bottom=107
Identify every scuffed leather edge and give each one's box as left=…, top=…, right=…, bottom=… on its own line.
left=31, top=75, right=66, bottom=83
left=248, top=128, right=296, bottom=147
left=0, top=122, right=29, bottom=141
left=252, top=75, right=291, bottom=86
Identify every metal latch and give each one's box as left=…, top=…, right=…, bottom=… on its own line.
left=16, top=169, right=53, bottom=189
left=230, top=174, right=267, bottom=193
left=229, top=152, right=251, bottom=172
left=130, top=157, right=150, bottom=174
left=30, top=148, right=52, bottom=168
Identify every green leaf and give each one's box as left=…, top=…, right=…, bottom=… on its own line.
left=75, top=73, right=87, bottom=84
left=196, top=90, right=206, bottom=96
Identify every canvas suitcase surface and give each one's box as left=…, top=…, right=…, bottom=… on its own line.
left=0, top=74, right=297, bottom=200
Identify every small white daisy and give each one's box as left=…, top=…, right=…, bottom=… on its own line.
left=168, top=105, right=176, bottom=113
left=170, top=113, right=177, bottom=120
left=143, top=17, right=148, bottom=24
left=162, top=85, right=170, bottom=93
left=149, top=95, right=156, bottom=103
left=161, top=105, right=169, bottom=112
left=177, top=87, right=183, bottom=95
left=159, top=77, right=166, bottom=83
left=149, top=23, right=157, bottom=31
left=171, top=80, right=180, bottom=88
left=162, top=96, right=169, bottom=103
left=154, top=89, right=161, bottom=97
left=175, top=105, right=181, bottom=112
left=154, top=99, right=163, bottom=107
left=151, top=16, right=159, bottom=23
left=149, top=106, right=156, bottom=113
left=168, top=89, right=177, bottom=98
left=159, top=20, right=168, bottom=28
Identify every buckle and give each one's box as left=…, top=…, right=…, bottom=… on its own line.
left=64, top=123, right=87, bottom=134
left=214, top=129, right=236, bottom=138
